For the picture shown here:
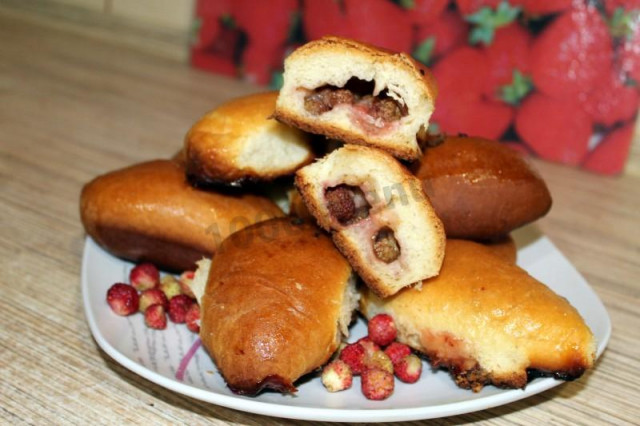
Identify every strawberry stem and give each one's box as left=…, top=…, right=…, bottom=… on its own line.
left=608, top=7, right=640, bottom=40
left=500, top=69, right=533, bottom=105
left=465, top=0, right=521, bottom=45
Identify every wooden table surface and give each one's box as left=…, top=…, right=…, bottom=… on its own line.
left=1, top=8, right=639, bottom=426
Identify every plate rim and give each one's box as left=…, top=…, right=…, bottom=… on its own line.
left=81, top=232, right=612, bottom=422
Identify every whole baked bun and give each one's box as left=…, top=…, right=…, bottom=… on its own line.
left=274, top=36, right=438, bottom=161
left=185, top=91, right=314, bottom=187
left=359, top=239, right=596, bottom=392
left=295, top=145, right=445, bottom=298
left=413, top=135, right=552, bottom=240
left=198, top=217, right=358, bottom=395
left=80, top=159, right=284, bottom=271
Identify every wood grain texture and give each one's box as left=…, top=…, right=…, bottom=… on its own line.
left=1, top=6, right=639, bottom=426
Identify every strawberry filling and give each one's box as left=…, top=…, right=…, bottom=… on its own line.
left=303, top=78, right=407, bottom=130
left=372, top=227, right=400, bottom=263
left=325, top=184, right=371, bottom=225
left=324, top=184, right=401, bottom=264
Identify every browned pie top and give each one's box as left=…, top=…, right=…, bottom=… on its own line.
left=415, top=135, right=540, bottom=182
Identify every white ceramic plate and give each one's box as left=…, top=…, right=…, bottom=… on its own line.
left=82, top=225, right=611, bottom=422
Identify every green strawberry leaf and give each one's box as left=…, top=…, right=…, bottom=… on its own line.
left=269, top=71, right=284, bottom=90
left=469, top=26, right=495, bottom=45
left=413, top=37, right=436, bottom=65
left=397, top=0, right=415, bottom=9
left=500, top=69, right=533, bottom=105
left=608, top=7, right=640, bottom=40
left=465, top=0, right=521, bottom=45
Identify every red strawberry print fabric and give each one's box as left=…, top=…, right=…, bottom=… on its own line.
left=191, top=0, right=639, bottom=175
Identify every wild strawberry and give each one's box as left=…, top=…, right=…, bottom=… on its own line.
left=413, top=10, right=469, bottom=65
left=106, top=283, right=139, bottom=316
left=363, top=350, right=393, bottom=374
left=356, top=337, right=381, bottom=357
left=129, top=263, right=160, bottom=291
left=384, top=342, right=412, bottom=365
left=144, top=304, right=167, bottom=330
left=529, top=4, right=613, bottom=98
left=481, top=23, right=532, bottom=102
left=515, top=93, right=593, bottom=165
left=582, top=123, right=635, bottom=175
left=339, top=342, right=366, bottom=375
left=168, top=294, right=194, bottom=324
left=361, top=368, right=394, bottom=400
left=160, top=275, right=182, bottom=300
left=367, top=314, right=397, bottom=347
left=321, top=360, right=353, bottom=392
left=394, top=354, right=423, bottom=383
left=138, top=288, right=168, bottom=313
left=403, top=0, right=448, bottom=24
left=185, top=303, right=201, bottom=333
left=178, top=270, right=196, bottom=299
left=581, top=69, right=639, bottom=127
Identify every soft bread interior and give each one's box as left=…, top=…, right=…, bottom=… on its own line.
left=296, top=146, right=445, bottom=297
left=339, top=273, right=360, bottom=337
left=189, top=258, right=211, bottom=305
left=235, top=119, right=312, bottom=174
left=276, top=37, right=435, bottom=160
left=185, top=91, right=313, bottom=183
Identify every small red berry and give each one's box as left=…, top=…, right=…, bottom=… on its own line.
left=321, top=359, right=353, bottom=392
left=339, top=343, right=366, bottom=375
left=395, top=354, right=423, bottom=383
left=129, top=263, right=160, bottom=291
left=363, top=350, right=393, bottom=374
left=144, top=304, right=167, bottom=330
left=106, top=283, right=139, bottom=316
left=178, top=270, right=196, bottom=299
left=168, top=294, right=194, bottom=323
left=367, top=314, right=397, bottom=347
left=384, top=342, right=412, bottom=365
left=160, top=275, right=182, bottom=300
left=356, top=337, right=381, bottom=355
left=361, top=368, right=394, bottom=400
left=185, top=303, right=201, bottom=333
left=138, top=288, right=169, bottom=313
